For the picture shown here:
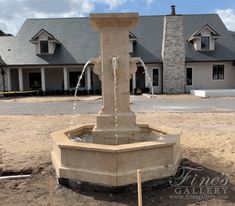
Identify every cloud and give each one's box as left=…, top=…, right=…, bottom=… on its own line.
left=216, top=9, right=235, bottom=31
left=0, top=0, right=95, bottom=34
left=146, top=0, right=155, bottom=5
left=0, top=0, right=130, bottom=35
left=93, top=0, right=127, bottom=9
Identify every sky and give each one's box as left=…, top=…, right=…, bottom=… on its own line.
left=0, top=0, right=235, bottom=35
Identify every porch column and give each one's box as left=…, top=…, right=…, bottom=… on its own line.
left=41, top=67, right=46, bottom=92
left=86, top=66, right=91, bottom=91
left=7, top=69, right=11, bottom=91
left=18, top=68, right=23, bottom=91
left=132, top=72, right=136, bottom=93
left=63, top=67, right=68, bottom=90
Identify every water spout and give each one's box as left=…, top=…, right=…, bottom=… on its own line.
left=138, top=58, right=154, bottom=97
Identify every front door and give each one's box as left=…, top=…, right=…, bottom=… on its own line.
left=29, top=72, right=41, bottom=90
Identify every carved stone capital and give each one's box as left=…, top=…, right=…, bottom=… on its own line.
left=90, top=57, right=101, bottom=79
left=129, top=57, right=140, bottom=78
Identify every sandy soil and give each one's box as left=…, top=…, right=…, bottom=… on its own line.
left=0, top=112, right=235, bottom=205
left=0, top=95, right=102, bottom=103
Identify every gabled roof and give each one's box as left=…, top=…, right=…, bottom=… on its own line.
left=30, top=28, right=61, bottom=44
left=0, top=14, right=235, bottom=66
left=188, top=24, right=220, bottom=42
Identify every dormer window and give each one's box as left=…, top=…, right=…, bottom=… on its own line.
left=188, top=24, right=220, bottom=51
left=30, top=29, right=61, bottom=55
left=40, top=41, right=49, bottom=54
left=201, top=36, right=210, bottom=50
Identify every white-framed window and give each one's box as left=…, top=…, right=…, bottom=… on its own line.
left=213, top=65, right=224, bottom=80
left=152, top=68, right=159, bottom=86
left=40, top=41, right=49, bottom=54
left=201, top=36, right=210, bottom=50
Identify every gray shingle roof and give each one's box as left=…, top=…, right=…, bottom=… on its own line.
left=0, top=14, right=235, bottom=66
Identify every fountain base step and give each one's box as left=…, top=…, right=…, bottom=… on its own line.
left=51, top=124, right=181, bottom=187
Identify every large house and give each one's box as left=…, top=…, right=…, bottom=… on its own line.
left=0, top=8, right=235, bottom=94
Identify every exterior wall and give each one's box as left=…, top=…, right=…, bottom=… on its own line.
left=162, top=15, right=186, bottom=93
left=185, top=61, right=235, bottom=92
left=45, top=68, right=63, bottom=90
left=145, top=64, right=162, bottom=94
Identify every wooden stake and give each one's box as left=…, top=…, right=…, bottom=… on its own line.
left=137, top=169, right=142, bottom=206
left=47, top=176, right=54, bottom=206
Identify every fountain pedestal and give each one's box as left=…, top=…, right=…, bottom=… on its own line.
left=90, top=13, right=140, bottom=145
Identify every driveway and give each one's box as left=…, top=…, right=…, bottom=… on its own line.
left=0, top=95, right=235, bottom=115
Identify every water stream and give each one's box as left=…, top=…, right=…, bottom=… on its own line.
left=138, top=58, right=154, bottom=97
left=68, top=59, right=91, bottom=138
left=112, top=57, right=119, bottom=145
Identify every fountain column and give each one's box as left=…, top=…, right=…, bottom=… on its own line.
left=90, top=13, right=140, bottom=145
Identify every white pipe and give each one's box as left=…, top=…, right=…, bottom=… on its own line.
left=0, top=174, right=31, bottom=180
left=137, top=169, right=143, bottom=206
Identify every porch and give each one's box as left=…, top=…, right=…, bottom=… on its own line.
left=5, top=65, right=101, bottom=93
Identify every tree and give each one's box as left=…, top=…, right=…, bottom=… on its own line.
left=0, top=30, right=12, bottom=36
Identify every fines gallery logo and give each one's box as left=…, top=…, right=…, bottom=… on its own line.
left=169, top=166, right=229, bottom=200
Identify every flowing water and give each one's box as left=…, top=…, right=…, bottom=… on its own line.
left=112, top=57, right=119, bottom=145
left=68, top=59, right=91, bottom=138
left=138, top=58, right=154, bottom=97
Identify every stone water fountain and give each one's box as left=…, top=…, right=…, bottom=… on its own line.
left=51, top=13, right=181, bottom=187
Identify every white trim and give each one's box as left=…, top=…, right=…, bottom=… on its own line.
left=86, top=66, right=91, bottom=91
left=7, top=69, right=11, bottom=91
left=41, top=67, right=46, bottom=92
left=18, top=68, right=23, bottom=91
left=63, top=67, right=68, bottom=90
left=132, top=72, right=136, bottom=93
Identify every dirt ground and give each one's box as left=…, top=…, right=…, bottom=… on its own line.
left=0, top=95, right=102, bottom=103
left=0, top=112, right=235, bottom=205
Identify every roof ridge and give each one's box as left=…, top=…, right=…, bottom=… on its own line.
left=25, top=13, right=219, bottom=21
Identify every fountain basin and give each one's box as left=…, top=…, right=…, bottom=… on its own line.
left=51, top=124, right=181, bottom=187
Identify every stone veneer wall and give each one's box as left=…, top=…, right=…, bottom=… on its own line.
left=162, top=15, right=185, bottom=93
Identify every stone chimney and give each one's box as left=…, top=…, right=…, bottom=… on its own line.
left=161, top=5, right=185, bottom=93
left=171, top=5, right=176, bottom=15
